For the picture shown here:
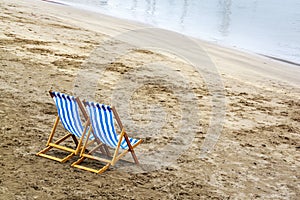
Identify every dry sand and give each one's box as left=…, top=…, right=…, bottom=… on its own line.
left=0, top=0, right=299, bottom=199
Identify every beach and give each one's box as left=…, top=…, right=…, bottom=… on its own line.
left=0, top=0, right=299, bottom=199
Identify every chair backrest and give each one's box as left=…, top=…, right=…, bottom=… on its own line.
left=50, top=91, right=84, bottom=138
left=84, top=101, right=130, bottom=149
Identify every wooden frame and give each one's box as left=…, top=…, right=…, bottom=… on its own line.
left=71, top=105, right=142, bottom=174
left=36, top=91, right=92, bottom=163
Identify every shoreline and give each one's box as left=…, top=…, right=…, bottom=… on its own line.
left=24, top=0, right=300, bottom=88
left=41, top=0, right=66, bottom=5
left=41, top=0, right=300, bottom=67
left=260, top=54, right=300, bottom=67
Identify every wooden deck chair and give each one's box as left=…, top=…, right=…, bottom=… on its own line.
left=72, top=101, right=142, bottom=174
left=36, top=91, right=95, bottom=163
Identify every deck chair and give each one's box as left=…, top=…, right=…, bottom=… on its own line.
left=72, top=101, right=142, bottom=174
left=36, top=91, right=95, bottom=163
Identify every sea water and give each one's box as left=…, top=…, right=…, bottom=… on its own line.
left=43, top=0, right=300, bottom=65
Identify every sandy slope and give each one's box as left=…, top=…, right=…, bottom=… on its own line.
left=0, top=0, right=299, bottom=199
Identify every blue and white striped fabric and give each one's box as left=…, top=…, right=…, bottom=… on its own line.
left=85, top=101, right=139, bottom=150
left=51, top=91, right=91, bottom=139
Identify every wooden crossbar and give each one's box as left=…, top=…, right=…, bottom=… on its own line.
left=49, top=143, right=76, bottom=153
left=81, top=154, right=112, bottom=164
left=72, top=164, right=100, bottom=173
left=39, top=154, right=73, bottom=162
left=73, top=162, right=110, bottom=174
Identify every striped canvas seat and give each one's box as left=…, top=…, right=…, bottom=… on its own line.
left=51, top=91, right=93, bottom=140
left=84, top=101, right=138, bottom=149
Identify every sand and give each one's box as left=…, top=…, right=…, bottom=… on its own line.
left=0, top=0, right=299, bottom=199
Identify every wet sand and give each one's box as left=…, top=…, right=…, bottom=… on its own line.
left=0, top=0, right=299, bottom=199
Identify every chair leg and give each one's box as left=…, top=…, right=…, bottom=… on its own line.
left=130, top=150, right=139, bottom=165
left=71, top=134, right=78, bottom=147
left=99, top=145, right=106, bottom=155
left=111, top=131, right=125, bottom=166
left=46, top=116, right=60, bottom=146
left=118, top=127, right=141, bottom=165
left=104, top=145, right=111, bottom=157
left=75, top=123, right=91, bottom=155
